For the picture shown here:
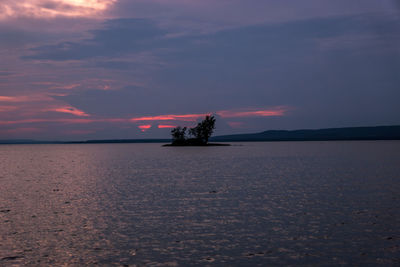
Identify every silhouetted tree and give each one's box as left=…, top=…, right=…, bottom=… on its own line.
left=189, top=115, right=216, bottom=144
left=170, top=115, right=216, bottom=145
left=171, top=126, right=187, bottom=144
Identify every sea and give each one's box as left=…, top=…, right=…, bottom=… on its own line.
left=0, top=141, right=399, bottom=266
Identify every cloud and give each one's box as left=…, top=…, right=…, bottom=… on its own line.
left=0, top=0, right=116, bottom=20
left=24, top=19, right=167, bottom=61
left=0, top=96, right=35, bottom=102
left=129, top=108, right=287, bottom=123
left=0, top=107, right=289, bottom=126
left=129, top=107, right=288, bottom=124
left=111, top=0, right=398, bottom=33
left=49, top=106, right=90, bottom=117
left=130, top=113, right=209, bottom=123
left=25, top=14, right=397, bottom=118
left=0, top=95, right=53, bottom=103
left=158, top=125, right=176, bottom=129
left=138, top=124, right=151, bottom=132
left=217, top=107, right=289, bottom=118
left=2, top=6, right=400, bottom=140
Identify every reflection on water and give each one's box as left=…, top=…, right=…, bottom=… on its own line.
left=0, top=142, right=399, bottom=265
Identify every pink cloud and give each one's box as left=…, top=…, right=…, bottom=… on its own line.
left=0, top=106, right=291, bottom=133
left=130, top=113, right=209, bottom=122
left=0, top=0, right=116, bottom=20
left=50, top=106, right=90, bottom=117
left=158, top=124, right=176, bottom=129
left=50, top=83, right=81, bottom=90
left=0, top=119, right=48, bottom=125
left=138, top=124, right=152, bottom=132
left=129, top=107, right=289, bottom=124
left=0, top=95, right=52, bottom=102
left=217, top=107, right=289, bottom=118
left=0, top=96, right=29, bottom=102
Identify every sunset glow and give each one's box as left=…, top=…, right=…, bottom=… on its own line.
left=0, top=0, right=116, bottom=19
left=130, top=113, right=209, bottom=122
left=0, top=96, right=30, bottom=102
left=217, top=107, right=288, bottom=118
left=1, top=0, right=397, bottom=141
left=0, top=95, right=52, bottom=102
left=138, top=124, right=152, bottom=132
left=158, top=125, right=176, bottom=129
left=51, top=107, right=90, bottom=117
left=0, top=108, right=288, bottom=132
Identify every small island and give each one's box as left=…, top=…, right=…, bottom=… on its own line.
left=163, top=115, right=230, bottom=146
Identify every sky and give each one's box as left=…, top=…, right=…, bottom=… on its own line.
left=1, top=0, right=400, bottom=140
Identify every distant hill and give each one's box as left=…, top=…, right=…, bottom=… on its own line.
left=211, top=125, right=400, bottom=142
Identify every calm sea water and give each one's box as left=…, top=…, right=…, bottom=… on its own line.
left=0, top=141, right=399, bottom=266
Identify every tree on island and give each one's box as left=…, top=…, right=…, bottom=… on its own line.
left=189, top=115, right=216, bottom=144
left=171, top=115, right=216, bottom=145
left=170, top=126, right=187, bottom=145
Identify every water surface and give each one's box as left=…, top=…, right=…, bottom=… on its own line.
left=0, top=142, right=399, bottom=265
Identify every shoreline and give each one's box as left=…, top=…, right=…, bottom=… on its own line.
left=162, top=143, right=231, bottom=147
